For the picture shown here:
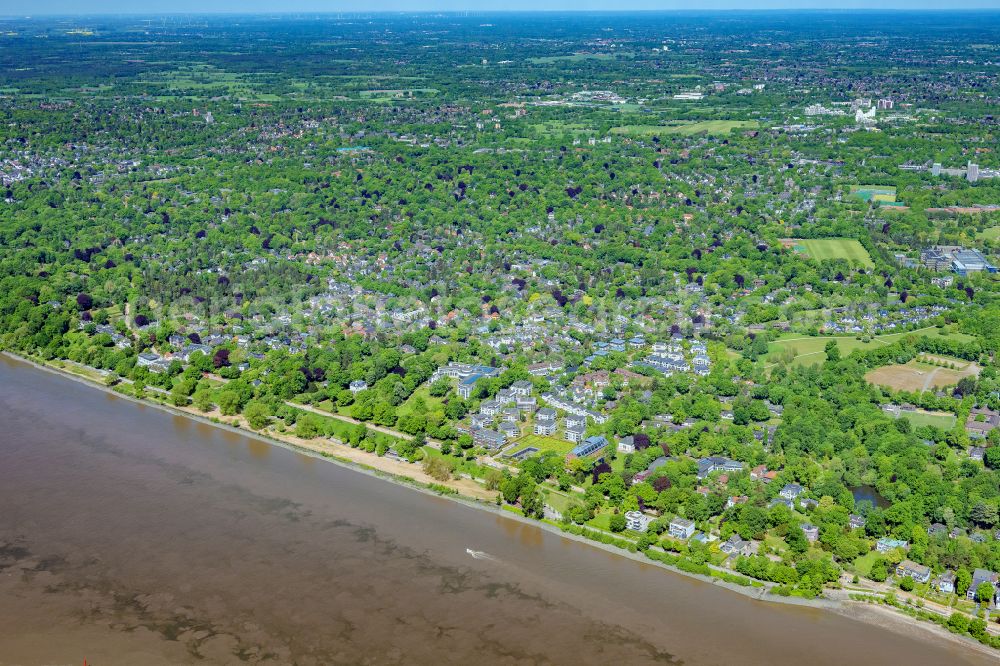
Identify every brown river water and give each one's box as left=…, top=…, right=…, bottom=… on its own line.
left=0, top=354, right=993, bottom=666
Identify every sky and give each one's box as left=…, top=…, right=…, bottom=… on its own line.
left=4, top=1, right=1000, bottom=15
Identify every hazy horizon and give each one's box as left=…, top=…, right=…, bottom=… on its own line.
left=4, top=2, right=1000, bottom=18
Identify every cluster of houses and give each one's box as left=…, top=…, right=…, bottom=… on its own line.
left=465, top=376, right=534, bottom=448
left=633, top=339, right=711, bottom=377
left=966, top=406, right=1000, bottom=440
left=822, top=304, right=947, bottom=335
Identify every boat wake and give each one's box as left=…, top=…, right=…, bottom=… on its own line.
left=466, top=548, right=497, bottom=561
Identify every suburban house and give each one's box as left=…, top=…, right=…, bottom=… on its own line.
left=720, top=534, right=753, bottom=557
left=349, top=379, right=368, bottom=394
left=928, top=523, right=948, bottom=538
left=750, top=464, right=779, bottom=484
left=801, top=523, right=819, bottom=542
left=669, top=517, right=696, bottom=540
left=137, top=351, right=162, bottom=367
left=876, top=537, right=909, bottom=553
left=618, top=435, right=636, bottom=454
left=726, top=495, right=749, bottom=509
left=849, top=514, right=866, bottom=530
left=936, top=570, right=957, bottom=594
left=966, top=406, right=1000, bottom=439
left=633, top=456, right=671, bottom=485
left=779, top=483, right=804, bottom=501
left=696, top=456, right=743, bottom=479
left=896, top=560, right=931, bottom=584
left=967, top=569, right=999, bottom=605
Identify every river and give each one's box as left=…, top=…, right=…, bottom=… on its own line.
left=0, top=355, right=992, bottom=665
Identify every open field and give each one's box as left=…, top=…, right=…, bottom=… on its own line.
left=528, top=53, right=622, bottom=64
left=891, top=409, right=957, bottom=430
left=852, top=551, right=882, bottom=578
left=866, top=358, right=980, bottom=393
left=764, top=327, right=975, bottom=368
left=531, top=120, right=595, bottom=137
left=976, top=226, right=1000, bottom=242
left=781, top=238, right=874, bottom=267
left=610, top=120, right=757, bottom=137
left=396, top=385, right=446, bottom=418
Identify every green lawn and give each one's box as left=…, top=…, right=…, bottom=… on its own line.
left=852, top=551, right=882, bottom=577
left=894, top=410, right=956, bottom=430
left=508, top=433, right=574, bottom=457
left=531, top=121, right=595, bottom=137
left=791, top=238, right=875, bottom=267
left=528, top=53, right=619, bottom=64
left=610, top=120, right=757, bottom=137
left=764, top=326, right=972, bottom=368
left=976, top=226, right=1000, bottom=242
left=396, top=385, right=445, bottom=418
left=541, top=487, right=584, bottom=514
left=764, top=534, right=788, bottom=554
left=587, top=510, right=613, bottom=531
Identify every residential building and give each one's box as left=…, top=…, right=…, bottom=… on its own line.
left=568, top=435, right=608, bottom=459
left=534, top=418, right=556, bottom=436
left=936, top=570, right=956, bottom=594
left=696, top=456, right=743, bottom=479
left=780, top=483, right=804, bottom=501
left=801, top=523, right=819, bottom=542
left=669, top=517, right=696, bottom=540
left=967, top=569, right=999, bottom=605
left=966, top=406, right=1000, bottom=439
left=625, top=511, right=655, bottom=533
left=876, top=537, right=909, bottom=553
left=896, top=560, right=931, bottom=584
left=472, top=428, right=506, bottom=450
left=499, top=421, right=520, bottom=439
left=633, top=456, right=670, bottom=485
left=720, top=534, right=753, bottom=557
left=510, top=380, right=533, bottom=396
left=565, top=423, right=585, bottom=443
left=349, top=379, right=368, bottom=394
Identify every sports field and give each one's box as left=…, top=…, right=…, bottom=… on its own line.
left=785, top=238, right=875, bottom=267
left=850, top=185, right=897, bottom=203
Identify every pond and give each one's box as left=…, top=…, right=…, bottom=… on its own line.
left=852, top=484, right=891, bottom=509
